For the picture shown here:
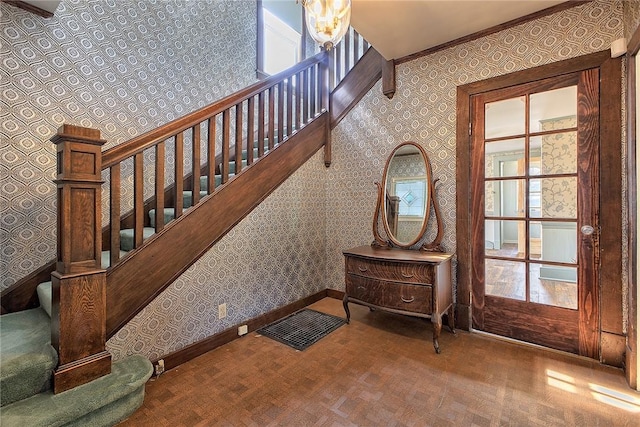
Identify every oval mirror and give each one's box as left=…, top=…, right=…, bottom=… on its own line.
left=381, top=142, right=432, bottom=247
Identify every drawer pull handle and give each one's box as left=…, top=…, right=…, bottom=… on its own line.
left=358, top=266, right=369, bottom=272
left=401, top=272, right=414, bottom=278
left=401, top=296, right=415, bottom=303
left=357, top=286, right=366, bottom=291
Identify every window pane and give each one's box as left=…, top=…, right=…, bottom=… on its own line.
left=485, top=96, right=525, bottom=139
left=264, top=9, right=301, bottom=75
left=529, top=86, right=577, bottom=133
left=539, top=222, right=577, bottom=264
left=529, top=221, right=542, bottom=259
left=530, top=132, right=577, bottom=175
left=485, top=139, right=525, bottom=178
left=539, top=177, right=577, bottom=219
left=485, top=220, right=525, bottom=259
left=485, top=259, right=525, bottom=301
left=530, top=263, right=577, bottom=309
left=485, top=180, right=525, bottom=217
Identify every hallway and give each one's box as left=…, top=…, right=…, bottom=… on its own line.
left=121, top=298, right=638, bottom=426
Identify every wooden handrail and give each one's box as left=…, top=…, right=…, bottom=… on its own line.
left=1, top=28, right=374, bottom=317
left=103, top=52, right=328, bottom=169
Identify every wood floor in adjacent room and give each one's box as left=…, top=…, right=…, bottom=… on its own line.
left=120, top=298, right=639, bottom=426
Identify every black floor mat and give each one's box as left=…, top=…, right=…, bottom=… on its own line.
left=257, top=309, right=346, bottom=351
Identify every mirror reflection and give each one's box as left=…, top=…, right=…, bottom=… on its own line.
left=383, top=143, right=430, bottom=246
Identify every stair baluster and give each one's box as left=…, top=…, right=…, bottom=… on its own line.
left=191, top=124, right=202, bottom=206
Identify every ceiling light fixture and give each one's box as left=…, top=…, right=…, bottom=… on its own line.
left=300, top=0, right=351, bottom=51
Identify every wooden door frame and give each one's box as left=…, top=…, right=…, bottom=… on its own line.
left=456, top=50, right=623, bottom=365
left=626, top=26, right=640, bottom=389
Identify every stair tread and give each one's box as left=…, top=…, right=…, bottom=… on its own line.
left=0, top=308, right=57, bottom=407
left=0, top=354, right=152, bottom=427
left=119, top=228, right=156, bottom=252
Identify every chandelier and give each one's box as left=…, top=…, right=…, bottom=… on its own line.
left=301, top=0, right=351, bottom=51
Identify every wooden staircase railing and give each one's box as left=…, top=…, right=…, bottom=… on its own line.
left=101, top=51, right=330, bottom=266
left=3, top=29, right=382, bottom=393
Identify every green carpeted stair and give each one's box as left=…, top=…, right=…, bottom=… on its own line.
left=1, top=355, right=152, bottom=427
left=0, top=305, right=152, bottom=426
left=1, top=247, right=152, bottom=425
left=0, top=308, right=57, bottom=407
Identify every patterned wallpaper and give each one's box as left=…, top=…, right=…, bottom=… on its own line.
left=0, top=0, right=259, bottom=289
left=1, top=0, right=630, bottom=361
left=324, top=0, right=624, bottom=305
left=624, top=0, right=640, bottom=42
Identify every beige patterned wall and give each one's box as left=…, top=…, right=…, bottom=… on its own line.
left=324, top=0, right=624, bottom=303
left=0, top=0, right=259, bottom=289
left=624, top=0, right=640, bottom=42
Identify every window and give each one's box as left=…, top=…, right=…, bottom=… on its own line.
left=257, top=0, right=304, bottom=77
left=263, top=9, right=301, bottom=75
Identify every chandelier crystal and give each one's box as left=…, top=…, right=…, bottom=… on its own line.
left=301, top=0, right=351, bottom=51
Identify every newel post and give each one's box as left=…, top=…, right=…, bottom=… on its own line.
left=50, top=124, right=111, bottom=393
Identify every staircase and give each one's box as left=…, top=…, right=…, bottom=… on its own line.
left=0, top=29, right=384, bottom=425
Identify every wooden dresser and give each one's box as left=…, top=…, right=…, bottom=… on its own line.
left=343, top=245, right=454, bottom=353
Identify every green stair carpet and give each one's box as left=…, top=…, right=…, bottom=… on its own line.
left=0, top=308, right=57, bottom=406
left=0, top=355, right=153, bottom=427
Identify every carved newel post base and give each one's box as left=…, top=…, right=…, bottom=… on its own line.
left=51, top=124, right=111, bottom=393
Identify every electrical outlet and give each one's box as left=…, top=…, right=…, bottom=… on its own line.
left=218, top=303, right=227, bottom=319
left=154, top=359, right=165, bottom=376
left=238, top=324, right=248, bottom=336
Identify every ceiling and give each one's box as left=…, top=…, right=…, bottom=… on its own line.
left=351, top=0, right=566, bottom=60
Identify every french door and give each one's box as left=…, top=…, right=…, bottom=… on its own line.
left=471, top=69, right=600, bottom=358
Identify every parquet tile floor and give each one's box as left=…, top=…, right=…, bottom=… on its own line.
left=120, top=298, right=639, bottom=426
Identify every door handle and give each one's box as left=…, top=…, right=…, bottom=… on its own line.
left=581, top=225, right=594, bottom=235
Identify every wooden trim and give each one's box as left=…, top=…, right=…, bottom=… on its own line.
left=0, top=259, right=55, bottom=312
left=626, top=24, right=640, bottom=389
left=599, top=57, right=623, bottom=338
left=601, top=331, right=626, bottom=368
left=2, top=0, right=55, bottom=18
left=256, top=0, right=264, bottom=79
left=330, top=47, right=384, bottom=129
left=382, top=59, right=396, bottom=99
left=156, top=290, right=329, bottom=372
left=326, top=289, right=345, bottom=300
left=396, top=1, right=590, bottom=64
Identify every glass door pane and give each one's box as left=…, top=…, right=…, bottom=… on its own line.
left=484, top=85, right=578, bottom=308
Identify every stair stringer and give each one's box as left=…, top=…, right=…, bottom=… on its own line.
left=105, top=113, right=328, bottom=338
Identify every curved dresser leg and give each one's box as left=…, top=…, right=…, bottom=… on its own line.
left=447, top=305, right=456, bottom=335
left=343, top=294, right=351, bottom=324
left=432, top=315, right=442, bottom=354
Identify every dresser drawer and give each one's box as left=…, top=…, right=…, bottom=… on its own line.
left=346, top=274, right=433, bottom=314
left=345, top=256, right=434, bottom=284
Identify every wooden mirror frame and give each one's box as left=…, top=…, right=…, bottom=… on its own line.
left=372, top=141, right=444, bottom=251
